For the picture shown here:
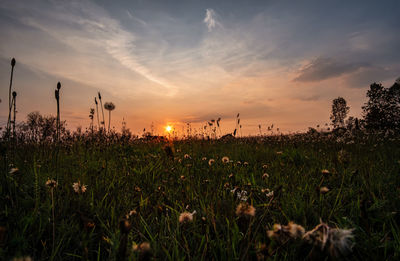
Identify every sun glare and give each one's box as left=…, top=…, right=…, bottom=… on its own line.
left=165, top=125, right=172, bottom=133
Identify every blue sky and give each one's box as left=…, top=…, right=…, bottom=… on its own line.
left=0, top=0, right=399, bottom=135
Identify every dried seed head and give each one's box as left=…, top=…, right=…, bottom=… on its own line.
left=208, top=159, right=215, bottom=166
left=179, top=211, right=196, bottom=224
left=303, top=221, right=330, bottom=250
left=12, top=91, right=17, bottom=97
left=45, top=178, right=58, bottom=188
left=320, top=186, right=330, bottom=194
left=57, top=81, right=61, bottom=90
left=235, top=202, right=256, bottom=218
left=9, top=167, right=19, bottom=174
left=119, top=219, right=131, bottom=234
left=321, top=169, right=330, bottom=174
left=222, top=156, right=229, bottom=163
left=11, top=58, right=16, bottom=67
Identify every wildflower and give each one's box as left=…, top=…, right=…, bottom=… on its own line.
left=184, top=154, right=191, bottom=159
left=321, top=169, right=330, bottom=174
left=180, top=175, right=186, bottom=180
left=72, top=181, right=87, bottom=194
left=222, top=156, right=229, bottom=163
left=237, top=190, right=248, bottom=201
left=45, top=178, right=58, bottom=188
left=262, top=173, right=269, bottom=179
left=243, top=162, right=249, bottom=166
left=276, top=151, right=283, bottom=155
left=208, top=159, right=215, bottom=166
left=320, top=186, right=330, bottom=194
left=179, top=210, right=196, bottom=224
left=202, top=157, right=207, bottom=161
left=261, top=188, right=270, bottom=193
left=9, top=167, right=19, bottom=174
left=266, top=191, right=274, bottom=197
left=236, top=161, right=241, bottom=165
left=235, top=202, right=256, bottom=218
left=228, top=173, right=234, bottom=178
left=128, top=210, right=137, bottom=217
left=262, top=164, right=268, bottom=169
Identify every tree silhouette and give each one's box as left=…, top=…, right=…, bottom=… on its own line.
left=330, top=97, right=349, bottom=129
left=362, top=81, right=400, bottom=130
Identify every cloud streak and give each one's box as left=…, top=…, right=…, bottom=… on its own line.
left=203, top=8, right=217, bottom=32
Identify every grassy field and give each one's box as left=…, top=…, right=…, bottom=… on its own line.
left=1, top=132, right=400, bottom=260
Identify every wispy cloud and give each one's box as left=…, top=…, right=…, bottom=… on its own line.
left=0, top=0, right=177, bottom=96
left=203, top=8, right=218, bottom=32
left=293, top=57, right=365, bottom=82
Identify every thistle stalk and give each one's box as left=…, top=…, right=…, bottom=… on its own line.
left=98, top=92, right=105, bottom=131
left=95, top=97, right=100, bottom=130
left=12, top=91, right=17, bottom=139
left=7, top=58, right=16, bottom=139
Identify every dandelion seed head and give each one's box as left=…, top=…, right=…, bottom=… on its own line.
left=104, top=102, right=115, bottom=111
left=328, top=228, right=354, bottom=258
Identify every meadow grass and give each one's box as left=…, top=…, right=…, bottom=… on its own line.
left=1, top=133, right=400, bottom=260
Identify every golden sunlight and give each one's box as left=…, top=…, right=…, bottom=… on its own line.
left=165, top=125, right=173, bottom=133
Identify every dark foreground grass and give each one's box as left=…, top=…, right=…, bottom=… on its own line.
left=1, top=133, right=400, bottom=260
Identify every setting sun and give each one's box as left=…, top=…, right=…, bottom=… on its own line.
left=165, top=125, right=172, bottom=133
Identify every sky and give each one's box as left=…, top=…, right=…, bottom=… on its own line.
left=0, top=0, right=399, bottom=136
